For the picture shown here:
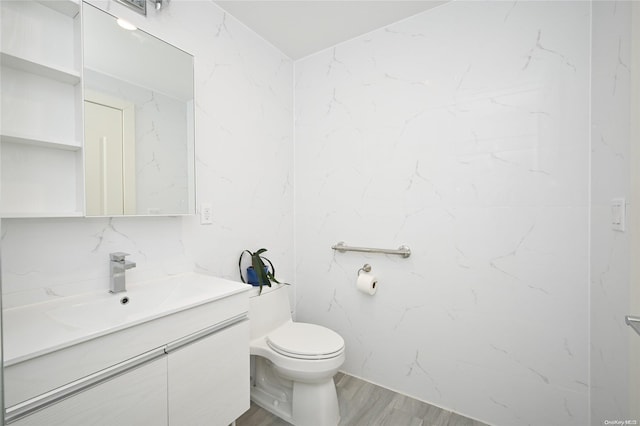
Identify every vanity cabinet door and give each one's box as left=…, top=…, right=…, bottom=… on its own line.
left=11, top=358, right=168, bottom=426
left=168, top=320, right=250, bottom=426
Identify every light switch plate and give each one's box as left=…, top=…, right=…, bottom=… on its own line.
left=200, top=203, right=213, bottom=225
left=611, top=198, right=626, bottom=232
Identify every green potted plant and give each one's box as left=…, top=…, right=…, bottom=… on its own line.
left=238, top=248, right=285, bottom=294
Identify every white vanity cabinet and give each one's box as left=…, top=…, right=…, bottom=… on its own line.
left=10, top=321, right=250, bottom=426
left=3, top=276, right=251, bottom=426
left=0, top=0, right=84, bottom=217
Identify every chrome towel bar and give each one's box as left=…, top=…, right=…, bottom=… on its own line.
left=626, top=315, right=640, bottom=337
left=331, top=241, right=411, bottom=258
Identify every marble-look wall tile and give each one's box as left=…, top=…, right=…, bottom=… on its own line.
left=295, top=2, right=589, bottom=425
left=590, top=2, right=632, bottom=424
left=2, top=1, right=294, bottom=307
left=1, top=217, right=190, bottom=307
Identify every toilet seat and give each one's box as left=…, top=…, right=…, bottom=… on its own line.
left=266, top=322, right=344, bottom=360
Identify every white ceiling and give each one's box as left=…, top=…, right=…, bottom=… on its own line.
left=213, top=1, right=446, bottom=59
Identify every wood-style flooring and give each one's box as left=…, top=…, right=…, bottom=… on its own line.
left=236, top=372, right=489, bottom=426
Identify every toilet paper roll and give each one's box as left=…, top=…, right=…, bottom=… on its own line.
left=357, top=272, right=378, bottom=295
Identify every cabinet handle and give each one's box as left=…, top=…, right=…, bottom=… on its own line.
left=164, top=312, right=248, bottom=354
left=5, top=347, right=166, bottom=424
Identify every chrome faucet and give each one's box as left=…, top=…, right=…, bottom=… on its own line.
left=109, top=252, right=136, bottom=293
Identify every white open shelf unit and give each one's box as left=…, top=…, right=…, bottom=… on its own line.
left=0, top=0, right=84, bottom=218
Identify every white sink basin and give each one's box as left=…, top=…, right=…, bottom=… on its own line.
left=45, top=276, right=222, bottom=330
left=3, top=272, right=251, bottom=409
left=3, top=272, right=251, bottom=366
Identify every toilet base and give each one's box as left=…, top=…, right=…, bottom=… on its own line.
left=251, top=357, right=340, bottom=426
left=292, top=380, right=340, bottom=426
left=251, top=383, right=295, bottom=423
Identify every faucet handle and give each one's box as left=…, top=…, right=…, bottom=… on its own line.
left=110, top=252, right=130, bottom=262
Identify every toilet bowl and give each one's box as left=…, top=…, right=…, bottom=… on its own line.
left=249, top=284, right=345, bottom=426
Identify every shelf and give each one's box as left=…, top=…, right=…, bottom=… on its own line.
left=1, top=51, right=80, bottom=85
left=36, top=0, right=80, bottom=18
left=1, top=132, right=81, bottom=151
left=1, top=211, right=84, bottom=219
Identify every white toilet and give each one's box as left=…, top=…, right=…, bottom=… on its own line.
left=249, top=283, right=345, bottom=426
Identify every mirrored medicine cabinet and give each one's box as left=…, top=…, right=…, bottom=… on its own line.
left=83, top=3, right=196, bottom=216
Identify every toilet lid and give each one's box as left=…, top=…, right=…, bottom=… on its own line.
left=266, top=322, right=344, bottom=360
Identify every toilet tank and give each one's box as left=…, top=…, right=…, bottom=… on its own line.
left=249, top=284, right=292, bottom=340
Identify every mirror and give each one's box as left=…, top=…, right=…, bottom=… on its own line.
left=83, top=3, right=195, bottom=216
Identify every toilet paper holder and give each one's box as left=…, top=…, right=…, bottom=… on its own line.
left=358, top=264, right=372, bottom=275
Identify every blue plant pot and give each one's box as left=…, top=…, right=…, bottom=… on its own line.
left=246, top=266, right=269, bottom=286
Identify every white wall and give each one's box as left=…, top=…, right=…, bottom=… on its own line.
left=1, top=0, right=294, bottom=308
left=294, top=2, right=590, bottom=425
left=630, top=4, right=640, bottom=421
left=590, top=2, right=632, bottom=425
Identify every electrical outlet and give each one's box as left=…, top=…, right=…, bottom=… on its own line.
left=200, top=203, right=213, bottom=225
